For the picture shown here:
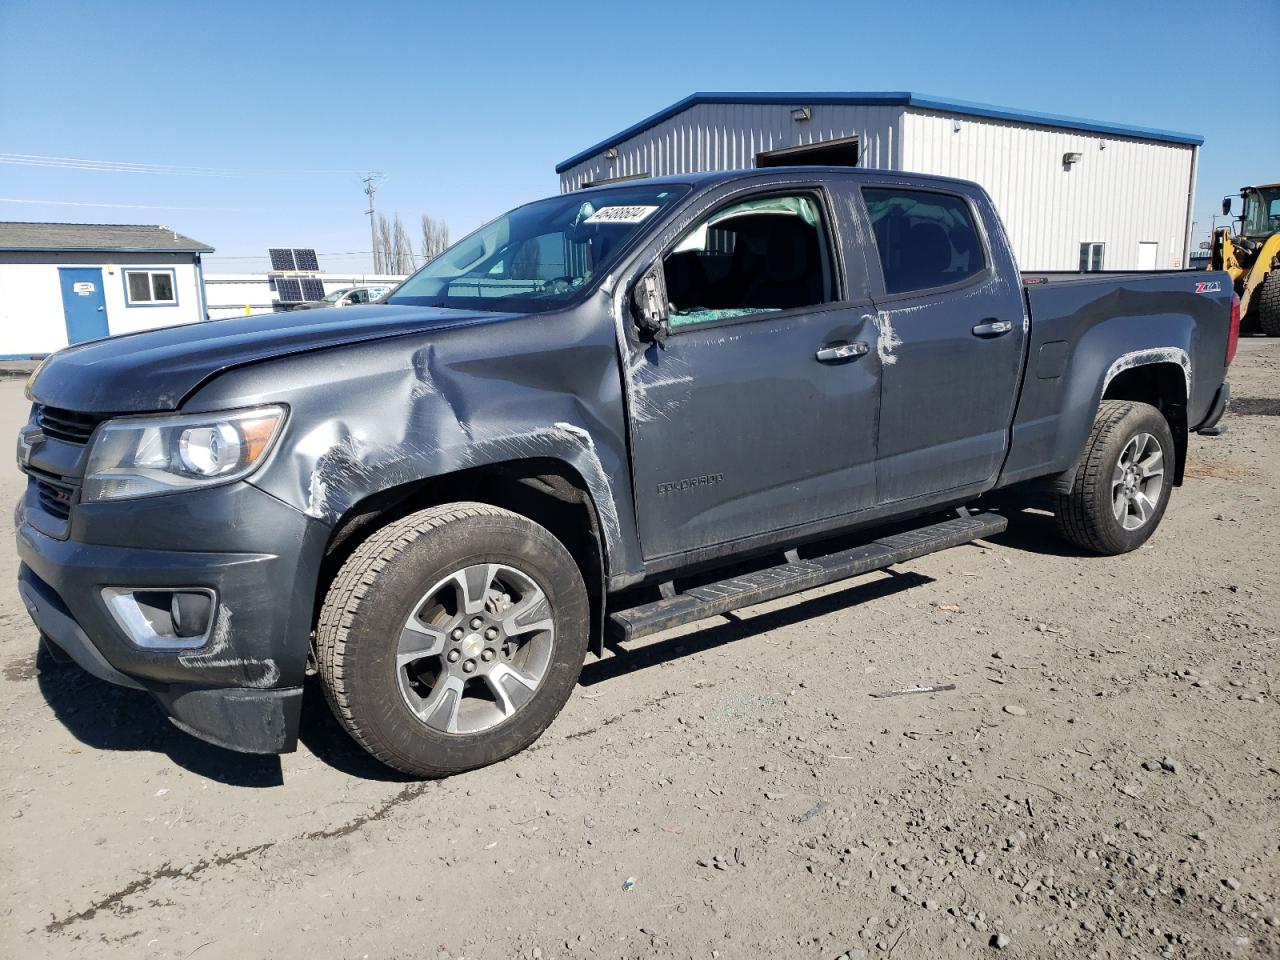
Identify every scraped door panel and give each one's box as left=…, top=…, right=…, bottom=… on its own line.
left=857, top=185, right=1027, bottom=504
left=627, top=307, right=882, bottom=559
left=872, top=288, right=1026, bottom=502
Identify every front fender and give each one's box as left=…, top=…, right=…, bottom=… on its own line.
left=185, top=310, right=641, bottom=580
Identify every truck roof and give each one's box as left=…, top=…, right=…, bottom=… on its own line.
left=571, top=165, right=985, bottom=196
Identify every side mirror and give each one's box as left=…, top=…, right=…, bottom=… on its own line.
left=632, top=262, right=670, bottom=345
left=1222, top=196, right=1232, bottom=216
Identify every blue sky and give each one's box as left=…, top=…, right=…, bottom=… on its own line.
left=2, top=0, right=1276, bottom=273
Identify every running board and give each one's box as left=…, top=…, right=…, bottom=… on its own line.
left=607, top=512, right=1007, bottom=644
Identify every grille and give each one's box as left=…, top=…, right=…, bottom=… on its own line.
left=34, top=475, right=75, bottom=520
left=35, top=405, right=104, bottom=445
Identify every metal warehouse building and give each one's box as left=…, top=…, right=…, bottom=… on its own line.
left=556, top=92, right=1202, bottom=272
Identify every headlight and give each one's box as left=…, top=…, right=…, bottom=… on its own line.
left=24, top=354, right=53, bottom=400
left=82, top=405, right=286, bottom=503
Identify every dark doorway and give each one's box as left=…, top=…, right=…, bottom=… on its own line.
left=756, top=136, right=860, bottom=169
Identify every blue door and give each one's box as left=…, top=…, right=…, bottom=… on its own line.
left=58, top=267, right=110, bottom=344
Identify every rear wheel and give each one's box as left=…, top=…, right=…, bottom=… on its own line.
left=1257, top=271, right=1280, bottom=337
left=1054, top=400, right=1175, bottom=555
left=316, top=503, right=590, bottom=777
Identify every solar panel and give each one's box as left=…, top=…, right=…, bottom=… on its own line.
left=300, top=278, right=326, bottom=301
left=275, top=278, right=303, bottom=303
left=269, top=248, right=296, bottom=271
left=293, top=248, right=320, bottom=272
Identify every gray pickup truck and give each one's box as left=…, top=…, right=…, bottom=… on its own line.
left=16, top=168, right=1237, bottom=777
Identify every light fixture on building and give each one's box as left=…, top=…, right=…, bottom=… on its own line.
left=1062, top=151, right=1082, bottom=167
left=603, top=148, right=618, bottom=160
left=953, top=119, right=962, bottom=133
left=790, top=107, right=812, bottom=122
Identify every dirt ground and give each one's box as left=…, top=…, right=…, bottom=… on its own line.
left=1, top=340, right=1276, bottom=960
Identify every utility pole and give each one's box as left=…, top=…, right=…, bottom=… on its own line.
left=362, top=173, right=385, bottom=274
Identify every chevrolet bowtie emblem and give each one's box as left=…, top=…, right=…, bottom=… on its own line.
left=16, top=425, right=45, bottom=468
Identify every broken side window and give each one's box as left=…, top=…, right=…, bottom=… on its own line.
left=663, top=195, right=832, bottom=328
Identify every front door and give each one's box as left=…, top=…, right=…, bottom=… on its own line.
left=856, top=184, right=1028, bottom=504
left=58, top=268, right=109, bottom=344
left=627, top=188, right=882, bottom=560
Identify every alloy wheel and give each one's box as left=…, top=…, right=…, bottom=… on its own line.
left=395, top=563, right=555, bottom=735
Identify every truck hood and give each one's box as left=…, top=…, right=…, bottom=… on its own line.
left=28, top=304, right=519, bottom=413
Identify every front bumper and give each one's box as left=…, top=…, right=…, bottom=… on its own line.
left=15, top=480, right=329, bottom=754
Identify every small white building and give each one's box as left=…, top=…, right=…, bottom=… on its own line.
left=203, top=272, right=407, bottom=320
left=556, top=92, right=1203, bottom=271
left=0, top=222, right=213, bottom=358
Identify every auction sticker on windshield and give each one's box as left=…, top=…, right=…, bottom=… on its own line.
left=584, top=205, right=660, bottom=225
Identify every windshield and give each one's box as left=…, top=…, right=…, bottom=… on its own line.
left=1242, top=187, right=1280, bottom=237
left=387, top=184, right=689, bottom=313
left=323, top=288, right=352, bottom=303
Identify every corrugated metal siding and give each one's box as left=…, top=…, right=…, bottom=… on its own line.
left=558, top=103, right=904, bottom=192
left=901, top=109, right=1195, bottom=270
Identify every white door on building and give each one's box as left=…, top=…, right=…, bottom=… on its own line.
left=1137, top=242, right=1158, bottom=270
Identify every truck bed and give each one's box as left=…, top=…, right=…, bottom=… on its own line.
left=996, top=268, right=1233, bottom=489
left=1022, top=270, right=1211, bottom=286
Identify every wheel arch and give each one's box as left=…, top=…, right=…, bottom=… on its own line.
left=1101, top=355, right=1189, bottom=485
left=316, top=457, right=608, bottom=656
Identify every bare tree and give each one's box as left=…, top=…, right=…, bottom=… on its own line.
left=375, top=214, right=394, bottom=274
left=374, top=212, right=435, bottom=274
left=420, top=214, right=450, bottom=263
left=389, top=214, right=414, bottom=274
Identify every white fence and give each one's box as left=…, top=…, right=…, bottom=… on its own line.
left=204, top=273, right=407, bottom=320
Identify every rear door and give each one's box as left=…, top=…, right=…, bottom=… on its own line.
left=855, top=182, right=1027, bottom=504
left=624, top=181, right=883, bottom=560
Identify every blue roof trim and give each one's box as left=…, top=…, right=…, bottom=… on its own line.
left=555, top=92, right=1203, bottom=173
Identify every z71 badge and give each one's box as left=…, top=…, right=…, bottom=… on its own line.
left=1194, top=281, right=1221, bottom=294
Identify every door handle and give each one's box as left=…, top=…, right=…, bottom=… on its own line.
left=972, top=319, right=1012, bottom=337
left=816, top=341, right=869, bottom=362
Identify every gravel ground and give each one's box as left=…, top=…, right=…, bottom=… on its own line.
left=1, top=340, right=1276, bottom=960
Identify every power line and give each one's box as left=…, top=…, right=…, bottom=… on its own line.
left=205, top=251, right=374, bottom=259
left=0, top=152, right=369, bottom=177
left=0, top=197, right=351, bottom=213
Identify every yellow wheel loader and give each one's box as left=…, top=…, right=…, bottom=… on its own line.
left=1213, top=183, right=1280, bottom=336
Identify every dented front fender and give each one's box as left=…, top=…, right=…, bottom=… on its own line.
left=184, top=302, right=641, bottom=580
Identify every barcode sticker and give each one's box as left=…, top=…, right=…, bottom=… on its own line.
left=583, top=205, right=660, bottom=225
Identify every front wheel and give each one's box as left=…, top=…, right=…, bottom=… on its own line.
left=1054, top=400, right=1175, bottom=555
left=316, top=503, right=590, bottom=777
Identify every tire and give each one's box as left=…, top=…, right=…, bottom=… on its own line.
left=1258, top=271, right=1280, bottom=337
left=1054, top=400, right=1175, bottom=555
left=316, top=502, right=590, bottom=777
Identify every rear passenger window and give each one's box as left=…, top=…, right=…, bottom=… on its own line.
left=862, top=188, right=986, bottom=295
left=662, top=195, right=832, bottom=328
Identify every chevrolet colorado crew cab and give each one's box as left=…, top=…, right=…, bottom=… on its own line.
left=16, top=168, right=1237, bottom=777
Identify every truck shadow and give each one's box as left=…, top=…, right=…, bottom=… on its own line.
left=33, top=644, right=411, bottom=784
left=33, top=642, right=286, bottom=787
left=979, top=503, right=1095, bottom=559
left=29, top=506, right=1079, bottom=785
left=580, top=569, right=934, bottom=686
left=296, top=676, right=417, bottom=782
